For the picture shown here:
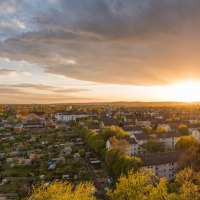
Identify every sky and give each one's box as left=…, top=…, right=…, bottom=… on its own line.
left=0, top=0, right=200, bottom=103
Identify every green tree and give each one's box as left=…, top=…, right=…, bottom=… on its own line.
left=105, top=138, right=141, bottom=178
left=142, top=139, right=164, bottom=153
left=80, top=127, right=90, bottom=139
left=175, top=135, right=198, bottom=150
left=86, top=116, right=93, bottom=125
left=80, top=127, right=105, bottom=154
left=6, top=116, right=16, bottom=126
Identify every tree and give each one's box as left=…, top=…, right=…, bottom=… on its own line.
left=109, top=136, right=131, bottom=155
left=112, top=156, right=141, bottom=178
left=178, top=124, right=189, bottom=136
left=145, top=125, right=153, bottom=134
left=105, top=138, right=141, bottom=178
left=102, top=126, right=129, bottom=141
left=86, top=131, right=105, bottom=153
left=156, top=125, right=166, bottom=134
left=175, top=135, right=198, bottom=150
left=142, top=140, right=164, bottom=153
left=86, top=116, right=93, bottom=125
left=179, top=144, right=200, bottom=171
left=80, top=127, right=90, bottom=139
left=175, top=168, right=200, bottom=200
left=107, top=169, right=176, bottom=200
left=107, top=168, right=200, bottom=200
left=25, top=181, right=96, bottom=200
left=6, top=116, right=16, bottom=126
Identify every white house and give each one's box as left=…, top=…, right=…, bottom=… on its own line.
left=136, top=120, right=151, bottom=126
left=55, top=112, right=89, bottom=122
left=140, top=151, right=185, bottom=181
left=156, top=132, right=181, bottom=149
left=189, top=120, right=200, bottom=124
left=128, top=132, right=181, bottom=155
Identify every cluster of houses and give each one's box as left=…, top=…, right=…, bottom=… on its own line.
left=48, top=107, right=200, bottom=181
left=1, top=104, right=200, bottom=194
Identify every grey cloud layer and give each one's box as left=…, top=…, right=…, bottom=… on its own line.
left=0, top=83, right=93, bottom=103
left=1, top=0, right=200, bottom=85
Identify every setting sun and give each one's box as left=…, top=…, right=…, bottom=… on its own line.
left=170, top=81, right=200, bottom=102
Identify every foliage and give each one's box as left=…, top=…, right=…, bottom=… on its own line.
left=80, top=127, right=105, bottom=154
left=175, top=135, right=198, bottom=150
left=6, top=116, right=16, bottom=126
left=142, top=139, right=164, bottom=153
left=156, top=125, right=166, bottom=134
left=107, top=168, right=200, bottom=200
left=175, top=168, right=200, bottom=200
left=178, top=124, right=189, bottom=136
left=179, top=144, right=200, bottom=171
left=105, top=138, right=141, bottom=178
left=102, top=125, right=129, bottom=141
left=25, top=181, right=96, bottom=200
left=86, top=116, right=93, bottom=125
left=108, top=136, right=131, bottom=155
left=107, top=169, right=176, bottom=200
left=145, top=125, right=153, bottom=134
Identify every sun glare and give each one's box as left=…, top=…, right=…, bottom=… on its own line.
left=170, top=81, right=200, bottom=102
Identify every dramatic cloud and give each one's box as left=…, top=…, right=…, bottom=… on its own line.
left=1, top=0, right=200, bottom=85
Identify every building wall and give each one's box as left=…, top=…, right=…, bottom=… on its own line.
left=144, top=162, right=179, bottom=181
left=55, top=114, right=89, bottom=122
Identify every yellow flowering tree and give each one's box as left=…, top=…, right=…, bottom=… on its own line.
left=25, top=181, right=96, bottom=200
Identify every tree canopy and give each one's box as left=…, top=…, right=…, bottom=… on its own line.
left=156, top=125, right=166, bottom=134
left=102, top=125, right=129, bottom=141
left=179, top=144, right=200, bottom=171
left=178, top=124, right=189, bottom=136
left=105, top=137, right=141, bottom=178
left=25, top=181, right=96, bottom=200
left=107, top=168, right=200, bottom=200
left=142, top=139, right=164, bottom=153
left=175, top=135, right=198, bottom=150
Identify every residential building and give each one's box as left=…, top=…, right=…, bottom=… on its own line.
left=140, top=151, right=185, bottom=180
